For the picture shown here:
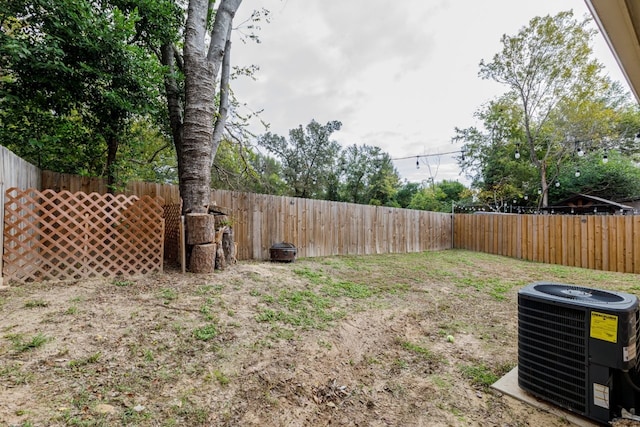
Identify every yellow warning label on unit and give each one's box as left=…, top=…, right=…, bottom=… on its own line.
left=590, top=312, right=618, bottom=343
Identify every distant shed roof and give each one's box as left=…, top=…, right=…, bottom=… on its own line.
left=543, top=193, right=634, bottom=214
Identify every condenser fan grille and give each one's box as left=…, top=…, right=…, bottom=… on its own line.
left=534, top=284, right=625, bottom=303
left=636, top=311, right=640, bottom=371
left=518, top=298, right=587, bottom=414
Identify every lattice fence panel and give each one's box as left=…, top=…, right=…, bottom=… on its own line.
left=163, top=202, right=182, bottom=264
left=3, top=187, right=164, bottom=283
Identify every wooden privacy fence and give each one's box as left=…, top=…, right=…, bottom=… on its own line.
left=210, top=190, right=453, bottom=260
left=2, top=187, right=165, bottom=283
left=41, top=170, right=181, bottom=204
left=454, top=213, right=640, bottom=274
left=37, top=172, right=453, bottom=261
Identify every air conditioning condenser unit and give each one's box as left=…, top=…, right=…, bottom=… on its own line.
left=518, top=282, right=639, bottom=424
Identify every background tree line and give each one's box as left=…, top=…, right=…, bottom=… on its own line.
left=212, top=118, right=470, bottom=211
left=2, top=3, right=638, bottom=215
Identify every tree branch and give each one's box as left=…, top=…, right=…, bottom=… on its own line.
left=172, top=45, right=184, bottom=72
left=206, top=0, right=241, bottom=64
left=160, top=43, right=184, bottom=153
left=210, top=24, right=232, bottom=167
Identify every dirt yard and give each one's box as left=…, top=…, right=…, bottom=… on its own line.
left=1, top=250, right=639, bottom=426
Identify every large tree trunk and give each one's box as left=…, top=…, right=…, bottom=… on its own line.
left=162, top=0, right=242, bottom=272
left=161, top=43, right=184, bottom=184
left=540, top=164, right=549, bottom=208
left=180, top=0, right=242, bottom=215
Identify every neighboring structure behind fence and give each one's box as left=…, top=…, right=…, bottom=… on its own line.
left=454, top=213, right=640, bottom=274
left=3, top=187, right=165, bottom=282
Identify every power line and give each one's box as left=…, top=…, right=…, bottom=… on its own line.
left=391, top=150, right=463, bottom=161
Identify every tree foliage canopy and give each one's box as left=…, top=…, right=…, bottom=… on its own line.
left=1, top=0, right=166, bottom=188
left=455, top=10, right=640, bottom=208
left=258, top=120, right=408, bottom=206
left=259, top=120, right=342, bottom=199
left=1, top=0, right=470, bottom=214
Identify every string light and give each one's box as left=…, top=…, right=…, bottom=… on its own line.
left=575, top=169, right=581, bottom=177
left=514, top=149, right=521, bottom=159
left=602, top=151, right=608, bottom=163
left=392, top=150, right=463, bottom=161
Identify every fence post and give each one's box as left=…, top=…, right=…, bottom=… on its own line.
left=451, top=201, right=455, bottom=249
left=0, top=178, right=3, bottom=287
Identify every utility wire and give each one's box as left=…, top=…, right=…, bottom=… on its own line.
left=391, top=150, right=463, bottom=160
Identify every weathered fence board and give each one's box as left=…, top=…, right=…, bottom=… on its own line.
left=41, top=171, right=181, bottom=205
left=454, top=213, right=639, bottom=274
left=209, top=190, right=452, bottom=260
left=0, top=146, right=41, bottom=284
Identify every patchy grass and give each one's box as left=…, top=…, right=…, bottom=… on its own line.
left=6, top=333, right=51, bottom=353
left=193, top=323, right=218, bottom=341
left=1, top=250, right=638, bottom=426
left=113, top=279, right=135, bottom=287
left=68, top=352, right=102, bottom=369
left=460, top=363, right=498, bottom=389
left=24, top=299, right=48, bottom=308
left=398, top=339, right=443, bottom=363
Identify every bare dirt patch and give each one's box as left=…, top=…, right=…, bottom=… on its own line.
left=1, top=250, right=639, bottom=426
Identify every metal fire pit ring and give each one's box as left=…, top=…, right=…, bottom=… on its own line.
left=270, top=242, right=297, bottom=262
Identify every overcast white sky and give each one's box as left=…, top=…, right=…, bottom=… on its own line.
left=230, top=0, right=630, bottom=186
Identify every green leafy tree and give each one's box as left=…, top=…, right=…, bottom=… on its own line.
left=337, top=144, right=400, bottom=205
left=1, top=0, right=165, bottom=189
left=119, top=119, right=178, bottom=184
left=438, top=180, right=468, bottom=204
left=210, top=139, right=287, bottom=195
left=409, top=186, right=447, bottom=212
left=458, top=11, right=634, bottom=207
left=258, top=120, right=342, bottom=198
left=408, top=180, right=470, bottom=212
left=549, top=150, right=640, bottom=203
left=365, top=152, right=401, bottom=206
left=339, top=144, right=374, bottom=204
left=456, top=96, right=539, bottom=207
left=394, top=181, right=421, bottom=208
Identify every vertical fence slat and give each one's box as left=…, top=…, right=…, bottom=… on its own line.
left=587, top=216, right=595, bottom=270
left=634, top=216, right=640, bottom=274
left=580, top=216, right=588, bottom=269
left=573, top=216, right=581, bottom=268
left=625, top=216, right=633, bottom=274
left=617, top=216, right=625, bottom=273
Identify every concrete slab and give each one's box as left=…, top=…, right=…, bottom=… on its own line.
left=492, top=366, right=600, bottom=427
